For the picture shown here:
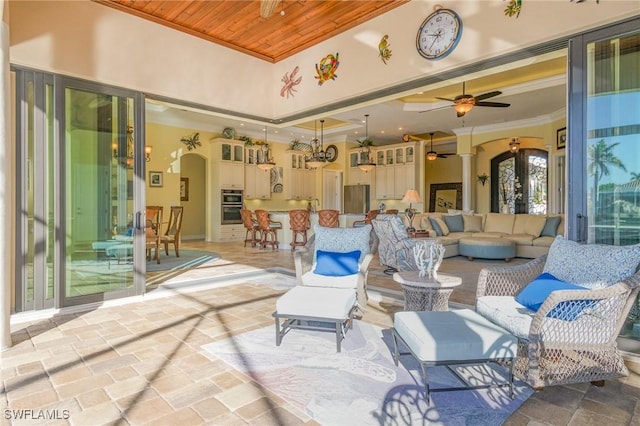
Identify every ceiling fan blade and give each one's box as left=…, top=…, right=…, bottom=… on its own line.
left=475, top=101, right=511, bottom=108
left=474, top=90, right=502, bottom=101
left=434, top=96, right=456, bottom=102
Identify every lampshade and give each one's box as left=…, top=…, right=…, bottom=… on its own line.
left=257, top=162, right=275, bottom=171
left=358, top=163, right=375, bottom=172
left=509, top=137, right=520, bottom=153
left=401, top=189, right=422, bottom=204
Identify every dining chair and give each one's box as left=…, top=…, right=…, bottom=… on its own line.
left=145, top=205, right=163, bottom=264
left=161, top=206, right=184, bottom=257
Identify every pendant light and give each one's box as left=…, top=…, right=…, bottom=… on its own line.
left=257, top=127, right=276, bottom=171
left=306, top=120, right=327, bottom=169
left=357, top=114, right=376, bottom=172
left=427, top=132, right=438, bottom=161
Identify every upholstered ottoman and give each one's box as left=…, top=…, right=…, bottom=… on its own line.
left=273, top=286, right=357, bottom=352
left=392, top=309, right=518, bottom=403
left=459, top=237, right=516, bottom=262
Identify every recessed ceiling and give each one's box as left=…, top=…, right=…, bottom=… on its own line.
left=95, top=0, right=408, bottom=63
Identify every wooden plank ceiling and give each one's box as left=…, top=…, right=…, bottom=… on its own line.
left=95, top=0, right=408, bottom=63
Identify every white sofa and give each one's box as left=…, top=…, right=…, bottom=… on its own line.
left=405, top=212, right=565, bottom=259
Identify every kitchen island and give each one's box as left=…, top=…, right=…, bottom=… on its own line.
left=267, top=211, right=368, bottom=250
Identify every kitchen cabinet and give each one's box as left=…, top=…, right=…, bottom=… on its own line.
left=373, top=143, right=417, bottom=200
left=284, top=151, right=316, bottom=200
left=214, top=140, right=244, bottom=189
left=347, top=148, right=374, bottom=186
left=218, top=225, right=245, bottom=242
left=244, top=164, right=271, bottom=200
left=219, top=163, right=244, bottom=189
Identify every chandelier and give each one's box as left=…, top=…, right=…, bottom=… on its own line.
left=306, top=120, right=327, bottom=169
left=257, top=127, right=276, bottom=171
left=357, top=114, right=376, bottom=172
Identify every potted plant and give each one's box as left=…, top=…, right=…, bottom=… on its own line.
left=239, top=135, right=253, bottom=146
left=477, top=173, right=489, bottom=186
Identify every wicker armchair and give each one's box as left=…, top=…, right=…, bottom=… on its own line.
left=293, top=224, right=374, bottom=317
left=476, top=239, right=640, bottom=389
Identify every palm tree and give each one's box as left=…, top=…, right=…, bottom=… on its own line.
left=587, top=139, right=627, bottom=211
left=630, top=172, right=640, bottom=182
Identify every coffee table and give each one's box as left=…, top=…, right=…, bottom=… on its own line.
left=392, top=271, right=461, bottom=311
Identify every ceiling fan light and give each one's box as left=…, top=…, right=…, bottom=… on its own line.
left=427, top=151, right=438, bottom=161
left=454, top=103, right=474, bottom=114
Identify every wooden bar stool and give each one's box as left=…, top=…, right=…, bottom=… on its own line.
left=317, top=209, right=340, bottom=228
left=256, top=210, right=282, bottom=250
left=240, top=209, right=261, bottom=247
left=289, top=209, right=310, bottom=251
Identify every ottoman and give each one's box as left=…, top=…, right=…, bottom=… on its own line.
left=458, top=237, right=516, bottom=262
left=392, top=309, right=518, bottom=403
left=273, top=286, right=357, bottom=352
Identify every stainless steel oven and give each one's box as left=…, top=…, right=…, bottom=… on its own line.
left=221, top=189, right=243, bottom=224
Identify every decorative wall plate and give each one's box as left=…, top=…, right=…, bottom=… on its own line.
left=222, top=127, right=235, bottom=139
left=325, top=145, right=338, bottom=162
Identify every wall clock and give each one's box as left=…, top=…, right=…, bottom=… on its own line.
left=222, top=127, right=235, bottom=139
left=416, top=6, right=463, bottom=60
left=325, top=145, right=338, bottom=162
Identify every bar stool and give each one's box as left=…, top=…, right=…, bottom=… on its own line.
left=385, top=209, right=399, bottom=215
left=255, top=210, right=282, bottom=250
left=353, top=209, right=379, bottom=227
left=240, top=209, right=261, bottom=247
left=317, top=209, right=340, bottom=228
left=289, top=209, right=310, bottom=251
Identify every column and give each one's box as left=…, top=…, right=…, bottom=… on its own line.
left=1, top=0, right=11, bottom=350
left=460, top=153, right=473, bottom=212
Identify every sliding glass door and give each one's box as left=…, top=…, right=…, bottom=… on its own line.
left=568, top=18, right=640, bottom=346
left=15, top=70, right=147, bottom=311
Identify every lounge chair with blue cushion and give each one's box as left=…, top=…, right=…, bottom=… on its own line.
left=475, top=236, right=640, bottom=389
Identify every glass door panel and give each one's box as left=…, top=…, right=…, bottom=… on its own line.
left=64, top=88, right=136, bottom=301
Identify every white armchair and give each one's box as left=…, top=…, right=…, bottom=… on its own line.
left=475, top=236, right=640, bottom=389
left=294, top=224, right=374, bottom=317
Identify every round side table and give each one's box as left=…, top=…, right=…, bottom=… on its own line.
left=392, top=271, right=462, bottom=311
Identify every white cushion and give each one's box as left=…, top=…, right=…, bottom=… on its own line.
left=301, top=270, right=358, bottom=289
left=393, top=309, right=517, bottom=362
left=314, top=224, right=371, bottom=262
left=276, top=286, right=356, bottom=319
left=544, top=236, right=640, bottom=289
left=476, top=296, right=534, bottom=339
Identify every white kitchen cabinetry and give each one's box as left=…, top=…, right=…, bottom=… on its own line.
left=347, top=148, right=374, bottom=186
left=284, top=151, right=316, bottom=200
left=218, top=225, right=245, bottom=242
left=373, top=143, right=417, bottom=200
left=244, top=165, right=271, bottom=200
left=215, top=140, right=244, bottom=189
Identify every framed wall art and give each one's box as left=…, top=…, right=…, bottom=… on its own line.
left=149, top=171, right=163, bottom=187
left=557, top=127, right=567, bottom=150
left=180, top=177, right=189, bottom=201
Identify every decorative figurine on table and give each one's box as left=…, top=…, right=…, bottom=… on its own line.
left=378, top=202, right=386, bottom=213
left=413, top=240, right=446, bottom=279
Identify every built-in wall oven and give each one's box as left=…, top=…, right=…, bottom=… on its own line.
left=221, top=189, right=243, bottom=224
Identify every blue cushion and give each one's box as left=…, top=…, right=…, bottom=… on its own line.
left=443, top=214, right=464, bottom=232
left=428, top=218, right=443, bottom=236
left=515, top=273, right=590, bottom=320
left=540, top=216, right=561, bottom=237
left=313, top=250, right=361, bottom=277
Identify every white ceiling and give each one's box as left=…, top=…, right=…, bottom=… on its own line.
left=145, top=57, right=567, bottom=152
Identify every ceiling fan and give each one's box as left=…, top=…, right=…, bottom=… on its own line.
left=426, top=132, right=454, bottom=160
left=421, top=82, right=511, bottom=117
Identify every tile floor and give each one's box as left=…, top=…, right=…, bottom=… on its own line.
left=3, top=241, right=640, bottom=425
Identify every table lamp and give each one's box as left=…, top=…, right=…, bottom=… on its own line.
left=402, top=189, right=422, bottom=232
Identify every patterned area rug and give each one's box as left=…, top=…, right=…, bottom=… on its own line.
left=202, top=320, right=533, bottom=425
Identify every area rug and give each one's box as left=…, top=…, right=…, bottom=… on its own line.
left=69, top=250, right=220, bottom=277
left=201, top=320, right=533, bottom=425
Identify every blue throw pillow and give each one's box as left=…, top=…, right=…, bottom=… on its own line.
left=515, top=273, right=590, bottom=320
left=540, top=216, right=561, bottom=237
left=428, top=218, right=443, bottom=236
left=443, top=214, right=464, bottom=232
left=313, top=250, right=361, bottom=277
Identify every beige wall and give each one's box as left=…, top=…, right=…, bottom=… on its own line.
left=180, top=154, right=206, bottom=240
